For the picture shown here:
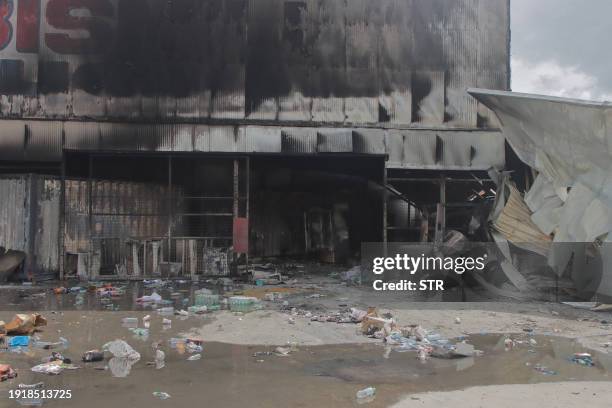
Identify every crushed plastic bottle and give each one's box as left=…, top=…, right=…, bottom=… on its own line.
left=153, top=392, right=171, bottom=400
left=187, top=354, right=202, bottom=361
left=186, top=343, right=203, bottom=353
left=356, top=386, right=376, bottom=401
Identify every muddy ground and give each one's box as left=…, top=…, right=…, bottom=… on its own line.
left=1, top=276, right=612, bottom=407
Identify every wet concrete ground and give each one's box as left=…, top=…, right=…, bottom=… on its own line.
left=1, top=281, right=612, bottom=407
left=0, top=281, right=222, bottom=312
left=1, top=308, right=611, bottom=408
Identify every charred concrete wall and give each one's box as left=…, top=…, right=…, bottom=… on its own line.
left=0, top=0, right=509, bottom=128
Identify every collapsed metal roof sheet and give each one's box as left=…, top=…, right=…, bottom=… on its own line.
left=469, top=88, right=612, bottom=298
left=468, top=88, right=612, bottom=242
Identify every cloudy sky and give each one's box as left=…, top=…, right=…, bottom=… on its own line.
left=511, top=0, right=612, bottom=101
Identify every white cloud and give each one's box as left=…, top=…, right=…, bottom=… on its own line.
left=511, top=57, right=612, bottom=102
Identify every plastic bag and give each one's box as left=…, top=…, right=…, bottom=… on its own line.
left=102, top=340, right=141, bottom=360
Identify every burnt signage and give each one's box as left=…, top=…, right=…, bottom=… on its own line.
left=0, top=0, right=509, bottom=125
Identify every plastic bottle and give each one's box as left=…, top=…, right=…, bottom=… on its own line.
left=356, top=387, right=376, bottom=400
left=155, top=349, right=165, bottom=369
left=157, top=307, right=174, bottom=314
left=153, top=392, right=171, bottom=400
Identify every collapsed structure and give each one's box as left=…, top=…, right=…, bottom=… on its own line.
left=0, top=0, right=510, bottom=280
left=471, top=89, right=612, bottom=300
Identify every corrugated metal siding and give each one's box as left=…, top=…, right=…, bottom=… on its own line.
left=0, top=177, right=28, bottom=254
left=0, top=175, right=61, bottom=278
left=33, top=177, right=61, bottom=274
left=0, top=0, right=509, bottom=128
left=0, top=119, right=505, bottom=170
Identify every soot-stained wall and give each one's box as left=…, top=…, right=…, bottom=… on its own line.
left=0, top=0, right=509, bottom=127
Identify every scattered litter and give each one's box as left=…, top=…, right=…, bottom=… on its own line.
left=155, top=349, right=165, bottom=369
left=187, top=354, right=201, bottom=361
left=9, top=336, right=30, bottom=347
left=31, top=361, right=63, bottom=375
left=534, top=364, right=558, bottom=375
left=274, top=346, right=291, bottom=356
left=0, top=364, right=17, bottom=381
left=82, top=350, right=104, bottom=362
left=356, top=386, right=376, bottom=403
left=108, top=357, right=138, bottom=378
left=103, top=340, right=141, bottom=360
left=5, top=314, right=47, bottom=335
left=187, top=305, right=208, bottom=314
left=129, top=328, right=149, bottom=338
left=44, top=351, right=70, bottom=364
left=153, top=392, right=171, bottom=400
left=571, top=353, right=594, bottom=367
left=229, top=296, right=262, bottom=313
left=137, top=292, right=162, bottom=303
left=32, top=337, right=68, bottom=350
left=341, top=266, right=361, bottom=285
left=186, top=342, right=203, bottom=354
left=195, top=291, right=220, bottom=307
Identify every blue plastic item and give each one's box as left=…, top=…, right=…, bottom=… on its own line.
left=9, top=336, right=30, bottom=347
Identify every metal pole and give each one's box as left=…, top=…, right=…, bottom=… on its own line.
left=245, top=156, right=250, bottom=268
left=59, top=154, right=66, bottom=280
left=88, top=155, right=93, bottom=279
left=232, top=159, right=239, bottom=276
left=167, top=156, right=172, bottom=269
left=382, top=164, right=387, bottom=244
left=233, top=159, right=239, bottom=217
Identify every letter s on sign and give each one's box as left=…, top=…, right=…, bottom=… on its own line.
left=45, top=0, right=113, bottom=54
left=0, top=0, right=14, bottom=51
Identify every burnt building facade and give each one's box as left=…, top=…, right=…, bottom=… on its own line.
left=0, top=0, right=509, bottom=280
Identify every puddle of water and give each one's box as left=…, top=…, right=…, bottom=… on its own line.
left=0, top=311, right=611, bottom=407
